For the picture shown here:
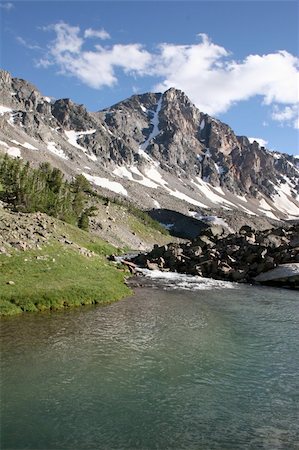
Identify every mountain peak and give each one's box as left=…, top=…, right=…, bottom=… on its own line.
left=0, top=69, right=12, bottom=86
left=163, top=86, right=195, bottom=106
left=164, top=86, right=184, bottom=96
left=0, top=70, right=298, bottom=221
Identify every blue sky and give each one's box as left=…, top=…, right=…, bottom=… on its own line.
left=1, top=1, right=298, bottom=155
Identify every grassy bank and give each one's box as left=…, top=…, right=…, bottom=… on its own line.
left=0, top=241, right=131, bottom=317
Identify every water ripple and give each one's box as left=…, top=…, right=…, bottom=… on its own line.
left=1, top=283, right=298, bottom=449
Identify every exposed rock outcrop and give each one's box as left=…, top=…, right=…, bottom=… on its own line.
left=0, top=204, right=95, bottom=257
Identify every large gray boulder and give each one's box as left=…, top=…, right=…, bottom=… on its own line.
left=254, top=263, right=299, bottom=288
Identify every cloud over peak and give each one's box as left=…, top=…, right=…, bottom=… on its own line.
left=35, top=22, right=299, bottom=125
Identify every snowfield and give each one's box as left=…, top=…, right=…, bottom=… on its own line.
left=82, top=173, right=128, bottom=196
left=47, top=142, right=68, bottom=160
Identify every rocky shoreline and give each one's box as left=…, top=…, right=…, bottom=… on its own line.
left=132, top=224, right=299, bottom=289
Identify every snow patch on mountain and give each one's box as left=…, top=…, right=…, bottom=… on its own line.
left=113, top=165, right=159, bottom=189
left=0, top=106, right=12, bottom=115
left=65, top=129, right=96, bottom=151
left=47, top=142, right=68, bottom=160
left=10, top=139, right=38, bottom=150
left=113, top=166, right=133, bottom=180
left=0, top=140, right=9, bottom=148
left=10, top=139, right=22, bottom=146
left=7, top=147, right=22, bottom=158
left=112, top=163, right=167, bottom=190
left=259, top=209, right=279, bottom=220
left=215, top=163, right=225, bottom=175
left=7, top=112, right=19, bottom=127
left=257, top=199, right=278, bottom=219
left=137, top=147, right=156, bottom=163
left=144, top=165, right=168, bottom=187
left=131, top=167, right=159, bottom=189
left=192, top=177, right=235, bottom=208
left=167, top=189, right=207, bottom=208
left=65, top=130, right=86, bottom=151
left=240, top=205, right=257, bottom=216
left=140, top=94, right=163, bottom=151
left=86, top=153, right=97, bottom=161
left=259, top=198, right=274, bottom=211
left=236, top=194, right=248, bottom=203
left=82, top=172, right=128, bottom=196
left=22, top=142, right=38, bottom=150
left=272, top=182, right=299, bottom=217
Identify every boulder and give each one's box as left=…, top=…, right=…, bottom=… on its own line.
left=146, top=260, right=160, bottom=271
left=254, top=263, right=299, bottom=288
left=231, top=269, right=247, bottom=282
left=205, top=225, right=226, bottom=238
left=131, top=224, right=299, bottom=288
left=239, top=225, right=254, bottom=234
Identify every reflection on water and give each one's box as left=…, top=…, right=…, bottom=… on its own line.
left=1, top=278, right=299, bottom=449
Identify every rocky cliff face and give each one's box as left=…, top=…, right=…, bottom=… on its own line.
left=0, top=69, right=298, bottom=224
left=97, top=86, right=298, bottom=197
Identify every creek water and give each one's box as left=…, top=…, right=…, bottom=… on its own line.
left=1, top=273, right=298, bottom=449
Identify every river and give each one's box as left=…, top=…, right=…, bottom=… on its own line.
left=1, top=273, right=299, bottom=449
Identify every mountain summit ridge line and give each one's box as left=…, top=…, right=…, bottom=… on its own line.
left=0, top=68, right=298, bottom=222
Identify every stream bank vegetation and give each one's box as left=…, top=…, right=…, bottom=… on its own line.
left=0, top=154, right=170, bottom=316
left=0, top=214, right=132, bottom=317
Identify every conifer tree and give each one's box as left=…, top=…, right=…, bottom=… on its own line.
left=0, top=155, right=94, bottom=229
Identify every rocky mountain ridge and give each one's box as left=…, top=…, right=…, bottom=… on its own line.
left=1, top=69, right=298, bottom=227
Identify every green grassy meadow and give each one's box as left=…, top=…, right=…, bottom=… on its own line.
left=0, top=240, right=131, bottom=317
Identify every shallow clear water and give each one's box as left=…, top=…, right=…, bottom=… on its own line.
left=1, top=276, right=299, bottom=450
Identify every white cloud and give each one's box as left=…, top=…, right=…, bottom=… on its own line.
left=248, top=137, right=268, bottom=147
left=36, top=25, right=299, bottom=126
left=54, top=43, right=151, bottom=89
left=153, top=44, right=299, bottom=117
left=16, top=36, right=41, bottom=50
left=36, top=58, right=53, bottom=68
left=271, top=105, right=299, bottom=129
left=0, top=2, right=14, bottom=10
left=49, top=22, right=83, bottom=54
left=84, top=28, right=110, bottom=40
left=38, top=22, right=151, bottom=88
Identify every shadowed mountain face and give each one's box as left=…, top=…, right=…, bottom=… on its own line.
left=147, top=209, right=209, bottom=239
left=0, top=68, right=298, bottom=226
